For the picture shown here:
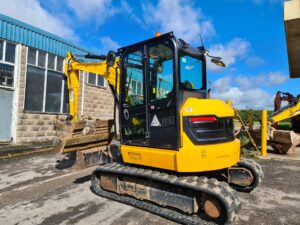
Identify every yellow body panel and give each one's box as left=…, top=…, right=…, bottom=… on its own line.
left=121, top=139, right=240, bottom=173
left=121, top=145, right=177, bottom=170
left=271, top=101, right=300, bottom=123
left=121, top=98, right=240, bottom=173
left=181, top=98, right=234, bottom=117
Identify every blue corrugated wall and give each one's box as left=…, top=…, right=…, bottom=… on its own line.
left=0, top=14, right=94, bottom=57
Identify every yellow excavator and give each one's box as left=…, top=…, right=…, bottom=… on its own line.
left=63, top=32, right=263, bottom=224
left=267, top=91, right=300, bottom=154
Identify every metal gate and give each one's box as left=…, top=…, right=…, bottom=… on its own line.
left=0, top=88, right=13, bottom=142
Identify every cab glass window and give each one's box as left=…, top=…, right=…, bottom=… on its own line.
left=123, top=50, right=144, bottom=107
left=149, top=42, right=174, bottom=102
left=180, top=55, right=203, bottom=90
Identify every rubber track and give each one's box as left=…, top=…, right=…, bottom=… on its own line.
left=91, top=163, right=241, bottom=225
left=240, top=158, right=264, bottom=184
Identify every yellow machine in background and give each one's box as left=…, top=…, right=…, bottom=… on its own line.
left=62, top=32, right=263, bottom=225
left=260, top=0, right=300, bottom=155
left=267, top=92, right=300, bottom=154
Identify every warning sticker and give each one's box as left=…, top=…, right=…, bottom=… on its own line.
left=150, top=115, right=161, bottom=127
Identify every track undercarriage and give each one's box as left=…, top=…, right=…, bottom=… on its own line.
left=91, top=158, right=263, bottom=225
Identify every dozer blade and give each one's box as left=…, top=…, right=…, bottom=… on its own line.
left=53, top=119, right=114, bottom=154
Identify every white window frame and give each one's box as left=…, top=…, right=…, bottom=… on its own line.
left=25, top=47, right=67, bottom=114
left=0, top=39, right=17, bottom=90
left=128, top=78, right=143, bottom=96
left=87, top=72, right=106, bottom=88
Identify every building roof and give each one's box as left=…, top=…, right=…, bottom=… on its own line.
left=0, top=13, right=94, bottom=57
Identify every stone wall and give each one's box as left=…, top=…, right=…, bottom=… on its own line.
left=82, top=78, right=114, bottom=120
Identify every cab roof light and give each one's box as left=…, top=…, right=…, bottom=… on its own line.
left=189, top=116, right=217, bottom=123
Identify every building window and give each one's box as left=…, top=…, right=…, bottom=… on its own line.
left=24, top=66, right=45, bottom=111
left=128, top=79, right=143, bottom=96
left=0, top=41, right=3, bottom=60
left=45, top=70, right=63, bottom=112
left=57, top=57, right=64, bottom=72
left=48, top=53, right=55, bottom=70
left=5, top=42, right=16, bottom=63
left=87, top=72, right=105, bottom=87
left=24, top=47, right=68, bottom=113
left=0, top=39, right=16, bottom=88
left=27, top=47, right=36, bottom=65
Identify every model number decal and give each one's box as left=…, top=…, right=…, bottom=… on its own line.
left=128, top=152, right=142, bottom=160
left=161, top=116, right=175, bottom=127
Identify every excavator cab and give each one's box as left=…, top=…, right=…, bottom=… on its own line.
left=119, top=32, right=206, bottom=149
left=118, top=32, right=240, bottom=172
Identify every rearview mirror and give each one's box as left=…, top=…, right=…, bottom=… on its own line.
left=211, top=57, right=226, bottom=67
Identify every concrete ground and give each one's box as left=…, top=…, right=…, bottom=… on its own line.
left=263, top=147, right=300, bottom=161
left=0, top=152, right=299, bottom=225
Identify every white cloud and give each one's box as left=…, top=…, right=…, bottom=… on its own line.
left=99, top=36, right=120, bottom=54
left=212, top=77, right=273, bottom=109
left=213, top=76, right=232, bottom=93
left=235, top=72, right=288, bottom=89
left=66, top=0, right=116, bottom=23
left=207, top=38, right=251, bottom=71
left=246, top=56, right=265, bottom=67
left=185, top=65, right=194, bottom=70
left=212, top=71, right=288, bottom=109
left=0, top=0, right=76, bottom=40
left=141, top=0, right=216, bottom=43
left=267, top=72, right=288, bottom=85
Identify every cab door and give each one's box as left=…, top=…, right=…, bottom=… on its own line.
left=147, top=40, right=179, bottom=149
left=120, top=48, right=148, bottom=146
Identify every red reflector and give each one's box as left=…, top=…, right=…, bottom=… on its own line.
left=189, top=116, right=217, bottom=122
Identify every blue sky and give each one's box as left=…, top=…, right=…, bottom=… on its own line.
left=0, top=0, right=297, bottom=109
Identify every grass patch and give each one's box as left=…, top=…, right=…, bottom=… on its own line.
left=278, top=122, right=291, bottom=130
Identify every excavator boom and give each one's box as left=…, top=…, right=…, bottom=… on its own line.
left=64, top=52, right=120, bottom=122
left=53, top=52, right=119, bottom=154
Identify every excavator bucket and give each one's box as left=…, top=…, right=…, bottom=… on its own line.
left=53, top=119, right=114, bottom=154
left=269, top=129, right=300, bottom=154
left=252, top=126, right=300, bottom=155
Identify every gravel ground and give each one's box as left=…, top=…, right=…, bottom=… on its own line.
left=0, top=152, right=299, bottom=225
